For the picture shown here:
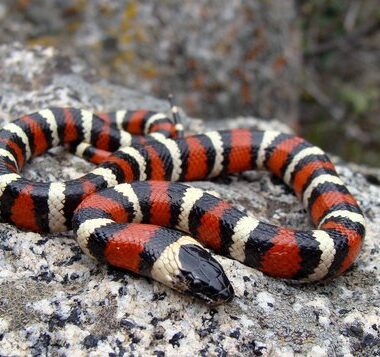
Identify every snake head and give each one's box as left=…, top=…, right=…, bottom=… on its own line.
left=147, top=234, right=234, bottom=304
left=177, top=244, right=234, bottom=305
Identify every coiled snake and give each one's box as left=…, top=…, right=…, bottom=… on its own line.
left=0, top=106, right=366, bottom=304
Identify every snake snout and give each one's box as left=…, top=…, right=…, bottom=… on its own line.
left=178, top=244, right=234, bottom=304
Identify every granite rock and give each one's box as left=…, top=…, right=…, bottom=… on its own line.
left=0, top=44, right=379, bottom=356
left=0, top=0, right=300, bottom=124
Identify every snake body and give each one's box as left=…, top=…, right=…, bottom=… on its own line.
left=0, top=108, right=366, bottom=304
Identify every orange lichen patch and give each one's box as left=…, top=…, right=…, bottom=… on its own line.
left=240, top=80, right=252, bottom=105
left=228, top=129, right=252, bottom=173
left=260, top=228, right=301, bottom=278
left=191, top=73, right=206, bottom=89
left=27, top=36, right=58, bottom=47
left=139, top=63, right=158, bottom=80
left=104, top=224, right=159, bottom=273
left=273, top=56, right=287, bottom=72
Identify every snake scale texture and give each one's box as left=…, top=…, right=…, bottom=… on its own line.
left=0, top=107, right=366, bottom=304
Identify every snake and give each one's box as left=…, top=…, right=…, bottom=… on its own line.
left=0, top=107, right=366, bottom=304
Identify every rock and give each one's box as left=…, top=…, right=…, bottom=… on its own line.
left=0, top=0, right=300, bottom=124
left=0, top=43, right=379, bottom=356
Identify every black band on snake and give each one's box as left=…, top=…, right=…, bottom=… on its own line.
left=0, top=107, right=365, bottom=304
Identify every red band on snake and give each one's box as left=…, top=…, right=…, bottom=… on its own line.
left=0, top=108, right=366, bottom=304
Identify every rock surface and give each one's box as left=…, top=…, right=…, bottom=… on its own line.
left=0, top=0, right=300, bottom=124
left=0, top=44, right=379, bottom=356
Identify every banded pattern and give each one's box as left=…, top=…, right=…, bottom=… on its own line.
left=0, top=109, right=366, bottom=303
left=0, top=108, right=178, bottom=231
left=74, top=179, right=365, bottom=283
left=92, top=129, right=365, bottom=281
left=74, top=216, right=233, bottom=303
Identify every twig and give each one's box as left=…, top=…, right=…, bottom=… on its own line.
left=305, top=20, right=380, bottom=58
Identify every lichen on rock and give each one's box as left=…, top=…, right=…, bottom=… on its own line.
left=0, top=44, right=379, bottom=356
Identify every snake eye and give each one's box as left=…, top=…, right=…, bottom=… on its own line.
left=192, top=279, right=203, bottom=289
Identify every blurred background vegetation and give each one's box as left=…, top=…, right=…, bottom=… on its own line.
left=0, top=0, right=379, bottom=167
left=298, top=0, right=379, bottom=167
